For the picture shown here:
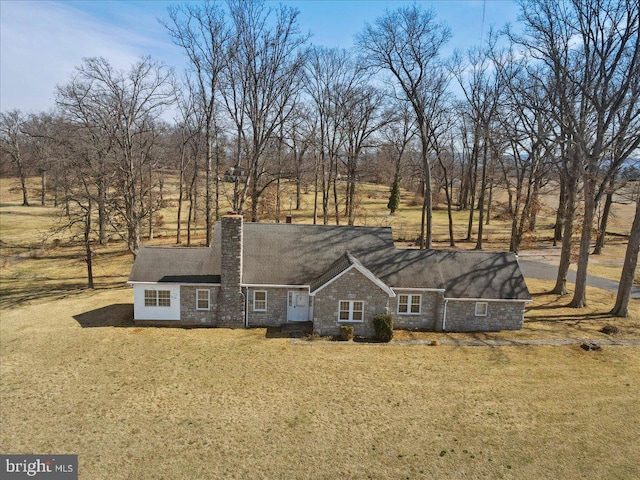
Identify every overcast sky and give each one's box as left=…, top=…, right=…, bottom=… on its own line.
left=0, top=0, right=522, bottom=114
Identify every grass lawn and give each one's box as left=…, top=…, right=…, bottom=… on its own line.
left=2, top=288, right=639, bottom=479
left=1, top=176, right=639, bottom=478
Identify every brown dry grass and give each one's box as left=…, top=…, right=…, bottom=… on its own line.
left=2, top=288, right=640, bottom=479
left=1, top=177, right=640, bottom=479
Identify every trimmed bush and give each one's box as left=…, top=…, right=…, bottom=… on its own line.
left=339, top=325, right=354, bottom=341
left=372, top=314, right=393, bottom=342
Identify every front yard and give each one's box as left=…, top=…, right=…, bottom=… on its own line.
left=1, top=287, right=639, bottom=479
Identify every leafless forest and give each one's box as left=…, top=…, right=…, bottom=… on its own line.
left=1, top=0, right=639, bottom=315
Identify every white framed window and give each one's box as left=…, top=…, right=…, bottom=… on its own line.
left=398, top=294, right=422, bottom=315
left=253, top=290, right=267, bottom=311
left=196, top=289, right=210, bottom=311
left=144, top=289, right=171, bottom=307
left=144, top=289, right=156, bottom=307
left=475, top=302, right=488, bottom=316
left=158, top=290, right=171, bottom=307
left=338, top=300, right=364, bottom=322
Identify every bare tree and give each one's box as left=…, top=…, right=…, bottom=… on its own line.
left=0, top=110, right=31, bottom=206
left=57, top=57, right=174, bottom=257
left=164, top=1, right=228, bottom=245
left=358, top=4, right=451, bottom=248
left=173, top=78, right=205, bottom=244
left=381, top=101, right=417, bottom=217
left=497, top=59, right=555, bottom=254
left=515, top=0, right=640, bottom=305
left=611, top=185, right=640, bottom=317
left=304, top=46, right=351, bottom=225
left=453, top=40, right=507, bottom=250
left=339, top=68, right=388, bottom=225
left=223, top=0, right=308, bottom=222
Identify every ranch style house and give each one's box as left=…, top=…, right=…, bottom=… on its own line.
left=128, top=214, right=532, bottom=336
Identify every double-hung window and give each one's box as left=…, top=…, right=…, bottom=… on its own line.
left=196, top=289, right=210, bottom=311
left=398, top=294, right=421, bottom=314
left=338, top=300, right=364, bottom=322
left=144, top=289, right=171, bottom=307
left=253, top=290, right=267, bottom=311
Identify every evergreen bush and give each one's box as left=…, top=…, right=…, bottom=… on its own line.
left=372, top=314, right=393, bottom=342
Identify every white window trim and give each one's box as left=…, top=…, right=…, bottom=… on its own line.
left=196, top=289, right=210, bottom=311
left=338, top=300, right=365, bottom=323
left=253, top=290, right=267, bottom=312
left=144, top=289, right=171, bottom=308
left=157, top=290, right=171, bottom=307
left=397, top=294, right=422, bottom=315
left=144, top=289, right=156, bottom=307
left=475, top=302, right=488, bottom=317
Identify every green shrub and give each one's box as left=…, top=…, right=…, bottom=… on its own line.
left=339, top=325, right=354, bottom=341
left=372, top=314, right=393, bottom=342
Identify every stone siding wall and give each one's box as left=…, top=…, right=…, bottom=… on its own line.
left=390, top=290, right=443, bottom=330
left=218, top=215, right=245, bottom=328
left=444, top=300, right=525, bottom=331
left=313, top=269, right=390, bottom=337
left=247, top=287, right=303, bottom=326
left=180, top=286, right=220, bottom=325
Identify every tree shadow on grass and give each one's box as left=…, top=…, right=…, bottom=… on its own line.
left=525, top=312, right=614, bottom=322
left=73, top=304, right=135, bottom=327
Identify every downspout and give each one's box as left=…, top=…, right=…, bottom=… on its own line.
left=442, top=299, right=448, bottom=332
left=244, top=286, right=249, bottom=328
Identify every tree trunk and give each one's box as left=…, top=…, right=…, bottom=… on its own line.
left=148, top=162, right=154, bottom=241
left=214, top=137, right=221, bottom=222
left=475, top=135, right=488, bottom=250
left=552, top=172, right=578, bottom=295
left=205, top=130, right=213, bottom=246
left=611, top=197, right=640, bottom=317
left=439, top=158, right=455, bottom=247
left=553, top=177, right=566, bottom=246
left=85, top=198, right=94, bottom=289
left=347, top=176, right=356, bottom=226
left=418, top=130, right=433, bottom=249
left=466, top=135, right=479, bottom=241
left=275, top=177, right=281, bottom=223
left=313, top=154, right=319, bottom=225
left=593, top=183, right=614, bottom=254
left=528, top=177, right=540, bottom=232
left=333, top=160, right=340, bottom=225
left=40, top=169, right=46, bottom=206
left=569, top=175, right=597, bottom=308
left=17, top=160, right=29, bottom=206
left=97, top=180, right=108, bottom=245
left=176, top=153, right=184, bottom=244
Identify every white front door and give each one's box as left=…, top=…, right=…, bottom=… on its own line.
left=287, top=291, right=309, bottom=322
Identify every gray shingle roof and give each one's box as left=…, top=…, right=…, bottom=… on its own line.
left=310, top=252, right=354, bottom=292
left=436, top=251, right=531, bottom=300
left=212, top=222, right=397, bottom=285
left=130, top=221, right=531, bottom=301
left=128, top=246, right=220, bottom=284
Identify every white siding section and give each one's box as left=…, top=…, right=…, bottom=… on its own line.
left=133, top=284, right=181, bottom=321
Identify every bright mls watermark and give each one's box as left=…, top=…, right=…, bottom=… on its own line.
left=1, top=455, right=77, bottom=479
